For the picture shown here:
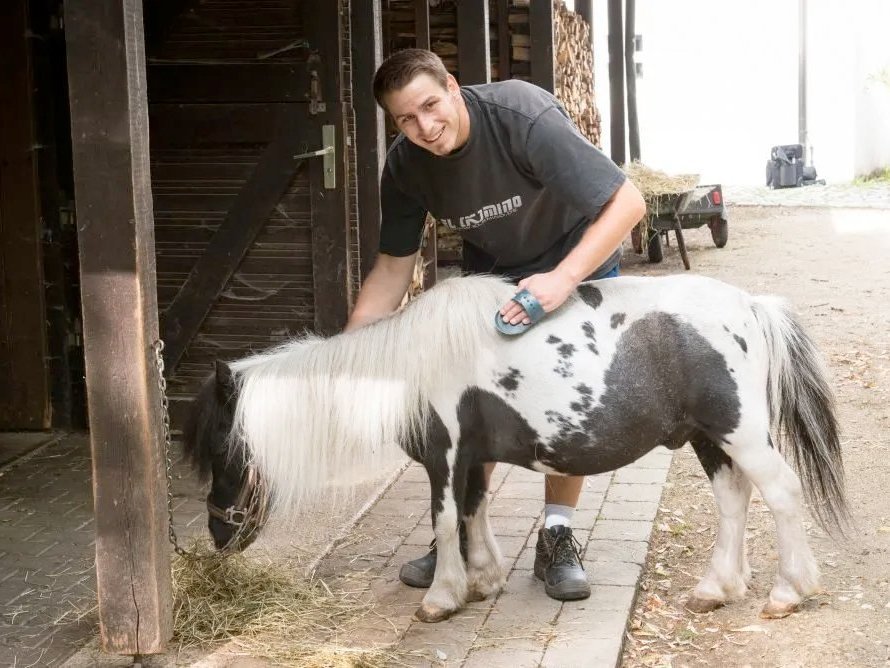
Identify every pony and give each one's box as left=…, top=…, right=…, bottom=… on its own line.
left=182, top=273, right=849, bottom=623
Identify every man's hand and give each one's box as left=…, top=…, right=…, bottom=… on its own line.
left=498, top=267, right=578, bottom=326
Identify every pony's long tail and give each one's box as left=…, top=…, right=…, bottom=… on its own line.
left=751, top=296, right=851, bottom=536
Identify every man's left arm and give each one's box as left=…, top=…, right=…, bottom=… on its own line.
left=499, top=179, right=645, bottom=325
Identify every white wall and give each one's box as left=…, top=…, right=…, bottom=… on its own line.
left=590, top=0, right=890, bottom=184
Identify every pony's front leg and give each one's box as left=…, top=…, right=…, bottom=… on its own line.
left=464, top=464, right=505, bottom=602
left=416, top=467, right=468, bottom=623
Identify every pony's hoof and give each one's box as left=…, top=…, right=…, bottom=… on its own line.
left=415, top=603, right=457, bottom=623
left=466, top=588, right=488, bottom=602
left=685, top=596, right=724, bottom=614
left=760, top=600, right=798, bottom=619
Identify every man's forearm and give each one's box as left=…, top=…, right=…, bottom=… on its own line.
left=345, top=253, right=418, bottom=331
left=557, top=179, right=646, bottom=283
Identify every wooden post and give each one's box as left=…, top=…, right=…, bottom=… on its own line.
left=457, top=0, right=491, bottom=85
left=352, top=0, right=386, bottom=281
left=497, top=0, right=511, bottom=81
left=529, top=0, right=555, bottom=92
left=65, top=0, right=172, bottom=654
left=415, top=0, right=430, bottom=50
left=608, top=0, right=626, bottom=164
left=625, top=0, right=640, bottom=161
left=305, top=2, right=352, bottom=334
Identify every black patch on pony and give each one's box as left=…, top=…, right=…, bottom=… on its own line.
left=497, top=367, right=523, bottom=393
left=182, top=363, right=240, bottom=481
left=577, top=284, right=603, bottom=309
left=581, top=321, right=598, bottom=355
left=611, top=313, right=626, bottom=329
left=734, top=334, right=748, bottom=353
left=691, top=437, right=733, bottom=480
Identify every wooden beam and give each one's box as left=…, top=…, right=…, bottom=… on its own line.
left=457, top=0, right=490, bottom=84
left=305, top=2, right=352, bottom=334
left=415, top=0, right=430, bottom=50
left=0, top=0, right=50, bottom=429
left=497, top=0, right=511, bottom=81
left=64, top=0, right=171, bottom=654
left=352, top=0, right=386, bottom=281
left=608, top=0, right=626, bottom=164
left=159, top=117, right=310, bottom=372
left=529, top=0, right=555, bottom=92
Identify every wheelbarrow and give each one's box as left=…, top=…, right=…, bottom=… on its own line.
left=631, top=184, right=728, bottom=270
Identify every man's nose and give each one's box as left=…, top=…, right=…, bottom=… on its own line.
left=416, top=113, right=434, bottom=137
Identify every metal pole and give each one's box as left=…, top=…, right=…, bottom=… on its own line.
left=798, top=0, right=807, bottom=151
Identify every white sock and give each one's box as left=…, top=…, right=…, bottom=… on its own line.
left=544, top=504, right=574, bottom=529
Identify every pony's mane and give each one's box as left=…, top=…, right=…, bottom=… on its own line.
left=229, top=275, right=513, bottom=513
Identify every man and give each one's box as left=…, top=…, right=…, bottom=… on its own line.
left=346, top=49, right=646, bottom=600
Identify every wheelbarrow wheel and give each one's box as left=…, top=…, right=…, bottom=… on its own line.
left=647, top=231, right=663, bottom=263
left=708, top=216, right=728, bottom=248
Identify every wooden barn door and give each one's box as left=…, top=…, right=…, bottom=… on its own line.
left=145, top=1, right=352, bottom=413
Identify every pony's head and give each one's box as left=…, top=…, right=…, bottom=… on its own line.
left=182, top=360, right=269, bottom=552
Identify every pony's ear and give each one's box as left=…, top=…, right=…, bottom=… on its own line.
left=215, top=360, right=236, bottom=399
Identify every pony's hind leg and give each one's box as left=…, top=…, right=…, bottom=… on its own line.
left=463, top=464, right=505, bottom=602
left=687, top=437, right=753, bottom=613
left=724, top=431, right=820, bottom=618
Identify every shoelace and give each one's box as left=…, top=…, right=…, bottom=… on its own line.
left=550, top=530, right=585, bottom=570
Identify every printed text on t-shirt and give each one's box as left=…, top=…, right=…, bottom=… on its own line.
left=438, top=195, right=523, bottom=230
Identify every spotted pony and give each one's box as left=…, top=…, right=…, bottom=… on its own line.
left=183, top=274, right=849, bottom=623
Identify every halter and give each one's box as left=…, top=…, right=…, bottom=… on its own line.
left=206, top=466, right=270, bottom=553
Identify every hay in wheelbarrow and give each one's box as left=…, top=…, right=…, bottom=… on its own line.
left=623, top=161, right=700, bottom=247
left=172, top=541, right=396, bottom=667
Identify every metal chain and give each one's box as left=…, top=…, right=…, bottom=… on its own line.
left=153, top=339, right=191, bottom=558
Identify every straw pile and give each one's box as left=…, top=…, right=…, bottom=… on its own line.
left=623, top=161, right=699, bottom=245
left=171, top=542, right=392, bottom=667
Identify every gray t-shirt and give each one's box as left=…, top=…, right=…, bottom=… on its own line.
left=379, top=79, right=626, bottom=280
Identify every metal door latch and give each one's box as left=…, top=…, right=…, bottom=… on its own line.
left=294, top=125, right=336, bottom=189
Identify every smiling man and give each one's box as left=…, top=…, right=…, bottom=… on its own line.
left=346, top=49, right=645, bottom=601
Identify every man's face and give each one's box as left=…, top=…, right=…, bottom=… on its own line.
left=385, top=73, right=466, bottom=156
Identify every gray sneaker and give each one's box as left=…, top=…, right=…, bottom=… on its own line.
left=534, top=525, right=591, bottom=600
left=399, top=523, right=468, bottom=589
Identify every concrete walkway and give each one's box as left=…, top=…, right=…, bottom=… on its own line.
left=315, top=450, right=674, bottom=667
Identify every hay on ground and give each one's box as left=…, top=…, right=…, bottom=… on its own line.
left=172, top=541, right=395, bottom=667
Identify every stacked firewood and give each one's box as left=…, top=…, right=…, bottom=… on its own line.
left=553, top=2, right=601, bottom=147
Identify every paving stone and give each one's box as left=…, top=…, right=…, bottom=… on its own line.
left=576, top=491, right=606, bottom=511
left=612, top=466, right=669, bottom=485
left=591, top=519, right=653, bottom=542
left=584, top=539, right=649, bottom=565
left=496, top=481, right=547, bottom=499
left=541, top=635, right=623, bottom=668
left=489, top=515, right=534, bottom=537
left=587, top=560, right=642, bottom=587
left=464, top=647, right=543, bottom=667
left=629, top=448, right=675, bottom=469
left=598, top=500, right=660, bottom=522
left=488, top=497, right=544, bottom=518
left=605, top=483, right=665, bottom=504
left=555, top=599, right=630, bottom=639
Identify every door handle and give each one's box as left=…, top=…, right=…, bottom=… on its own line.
left=294, top=124, right=336, bottom=189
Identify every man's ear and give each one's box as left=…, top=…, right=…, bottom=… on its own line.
left=445, top=73, right=460, bottom=96
left=215, top=360, right=236, bottom=399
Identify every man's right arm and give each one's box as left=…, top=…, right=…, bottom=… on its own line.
left=344, top=252, right=418, bottom=331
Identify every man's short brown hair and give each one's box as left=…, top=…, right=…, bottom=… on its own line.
left=372, top=48, right=450, bottom=110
